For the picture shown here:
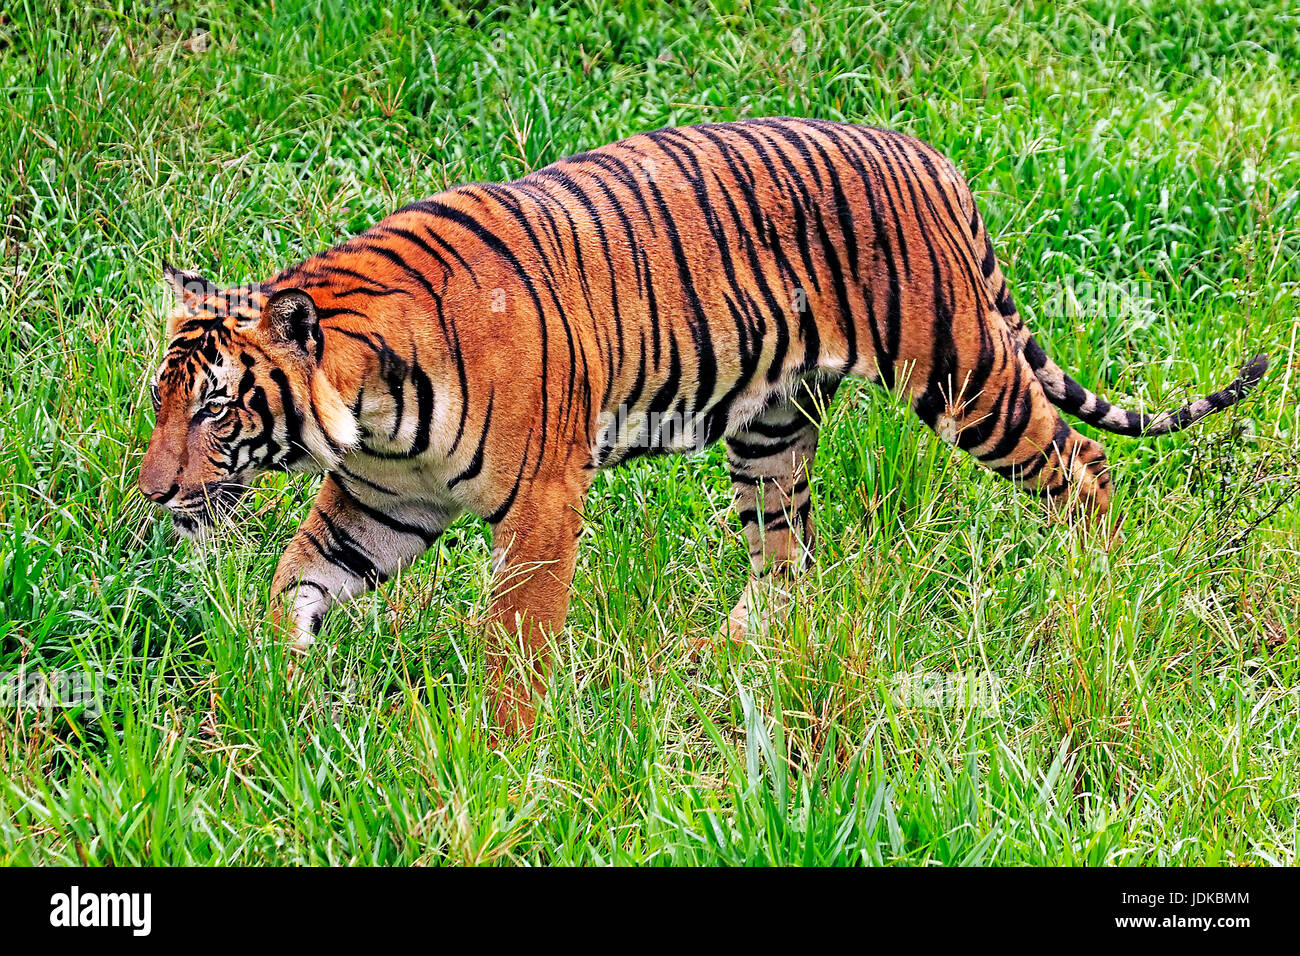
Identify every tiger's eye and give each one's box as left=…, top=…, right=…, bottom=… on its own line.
left=204, top=400, right=229, bottom=419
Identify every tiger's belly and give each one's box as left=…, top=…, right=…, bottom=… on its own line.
left=590, top=366, right=825, bottom=469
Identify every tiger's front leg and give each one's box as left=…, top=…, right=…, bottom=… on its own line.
left=270, top=474, right=452, bottom=652
left=484, top=471, right=590, bottom=735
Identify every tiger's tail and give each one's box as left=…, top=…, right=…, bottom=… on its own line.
left=965, top=199, right=1267, bottom=437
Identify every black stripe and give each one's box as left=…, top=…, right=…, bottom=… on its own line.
left=447, top=390, right=495, bottom=489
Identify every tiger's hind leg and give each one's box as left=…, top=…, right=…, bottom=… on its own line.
left=931, top=333, right=1112, bottom=517
left=720, top=378, right=841, bottom=646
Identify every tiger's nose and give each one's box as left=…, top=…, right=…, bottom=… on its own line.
left=140, top=479, right=179, bottom=505
left=140, top=434, right=183, bottom=505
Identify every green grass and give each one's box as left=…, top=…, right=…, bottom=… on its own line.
left=1, top=0, right=1298, bottom=865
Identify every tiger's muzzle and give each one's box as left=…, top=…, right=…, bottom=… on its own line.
left=158, top=482, right=253, bottom=538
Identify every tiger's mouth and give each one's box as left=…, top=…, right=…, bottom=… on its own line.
left=168, top=482, right=253, bottom=538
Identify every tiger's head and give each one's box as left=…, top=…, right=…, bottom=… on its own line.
left=139, top=263, right=358, bottom=538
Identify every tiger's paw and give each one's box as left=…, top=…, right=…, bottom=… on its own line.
left=267, top=611, right=316, bottom=683
left=688, top=581, right=790, bottom=659
left=686, top=607, right=750, bottom=661
left=723, top=594, right=766, bottom=645
left=284, top=640, right=312, bottom=683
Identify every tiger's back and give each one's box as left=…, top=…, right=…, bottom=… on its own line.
left=311, top=120, right=1021, bottom=486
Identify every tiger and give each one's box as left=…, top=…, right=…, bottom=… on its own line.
left=139, top=118, right=1268, bottom=732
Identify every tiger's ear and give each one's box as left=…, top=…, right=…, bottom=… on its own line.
left=261, top=288, right=322, bottom=357
left=162, top=260, right=217, bottom=304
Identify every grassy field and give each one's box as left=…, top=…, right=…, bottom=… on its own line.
left=0, top=0, right=1297, bottom=865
